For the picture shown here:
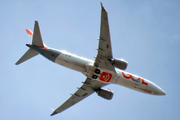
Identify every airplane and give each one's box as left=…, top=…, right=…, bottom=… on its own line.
left=16, top=3, right=166, bottom=116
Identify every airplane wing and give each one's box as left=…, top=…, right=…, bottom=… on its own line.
left=51, top=78, right=106, bottom=116
left=94, top=3, right=115, bottom=72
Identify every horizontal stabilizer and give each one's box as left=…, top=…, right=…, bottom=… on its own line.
left=15, top=48, right=39, bottom=65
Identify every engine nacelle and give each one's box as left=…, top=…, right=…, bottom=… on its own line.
left=110, top=58, right=128, bottom=70
left=95, top=88, right=114, bottom=100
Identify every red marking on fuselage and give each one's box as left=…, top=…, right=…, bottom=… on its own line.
left=99, top=72, right=112, bottom=82
left=142, top=79, right=148, bottom=85
left=122, top=72, right=132, bottom=79
left=122, top=72, right=148, bottom=85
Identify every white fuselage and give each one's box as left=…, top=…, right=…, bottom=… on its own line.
left=54, top=50, right=165, bottom=95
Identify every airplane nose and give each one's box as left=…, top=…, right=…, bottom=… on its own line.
left=156, top=89, right=166, bottom=95
left=159, top=89, right=166, bottom=95
left=146, top=80, right=166, bottom=95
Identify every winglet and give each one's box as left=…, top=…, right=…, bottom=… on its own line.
left=26, top=29, right=33, bottom=35
left=100, top=2, right=103, bottom=7
left=26, top=29, right=33, bottom=42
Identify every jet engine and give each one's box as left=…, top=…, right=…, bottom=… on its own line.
left=110, top=58, right=128, bottom=70
left=95, top=88, right=114, bottom=100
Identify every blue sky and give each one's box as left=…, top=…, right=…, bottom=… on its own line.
left=1, top=0, right=180, bottom=120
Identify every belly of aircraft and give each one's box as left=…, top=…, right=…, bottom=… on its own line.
left=54, top=52, right=93, bottom=73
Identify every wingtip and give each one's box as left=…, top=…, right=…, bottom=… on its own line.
left=100, top=2, right=106, bottom=12
left=100, top=2, right=103, bottom=8
left=50, top=111, right=58, bottom=116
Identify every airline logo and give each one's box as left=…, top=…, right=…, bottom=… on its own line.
left=99, top=72, right=112, bottom=82
left=122, top=72, right=148, bottom=85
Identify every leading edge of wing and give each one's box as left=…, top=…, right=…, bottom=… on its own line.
left=51, top=78, right=106, bottom=116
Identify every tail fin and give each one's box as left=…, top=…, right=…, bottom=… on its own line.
left=15, top=48, right=39, bottom=65
left=16, top=21, right=46, bottom=65
left=32, top=21, right=45, bottom=47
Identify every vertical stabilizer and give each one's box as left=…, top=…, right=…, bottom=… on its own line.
left=15, top=48, right=39, bottom=65
left=32, top=21, right=44, bottom=47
